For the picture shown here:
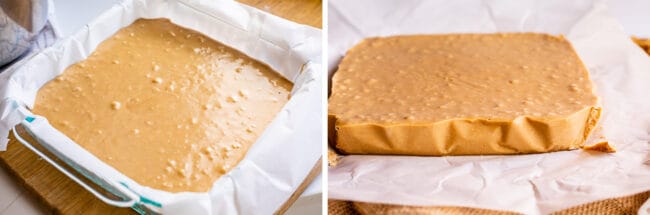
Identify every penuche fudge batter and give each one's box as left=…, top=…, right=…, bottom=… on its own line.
left=32, top=19, right=292, bottom=192
left=329, top=33, right=601, bottom=156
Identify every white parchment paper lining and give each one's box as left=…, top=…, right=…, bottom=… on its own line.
left=328, top=0, right=650, bottom=214
left=0, top=0, right=322, bottom=214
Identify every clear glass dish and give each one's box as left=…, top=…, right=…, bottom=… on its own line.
left=2, top=0, right=322, bottom=213
left=9, top=100, right=161, bottom=214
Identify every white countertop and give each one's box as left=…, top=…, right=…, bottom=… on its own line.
left=607, top=0, right=650, bottom=37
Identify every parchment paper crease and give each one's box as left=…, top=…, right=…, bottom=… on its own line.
left=328, top=0, right=650, bottom=214
left=0, top=0, right=322, bottom=214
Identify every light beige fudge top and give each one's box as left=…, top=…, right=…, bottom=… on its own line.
left=330, top=33, right=598, bottom=123
left=329, top=33, right=601, bottom=155
left=32, top=19, right=292, bottom=192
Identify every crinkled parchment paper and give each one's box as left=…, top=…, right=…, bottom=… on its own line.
left=0, top=0, right=322, bottom=214
left=328, top=0, right=650, bottom=214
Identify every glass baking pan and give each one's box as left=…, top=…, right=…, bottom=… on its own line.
left=8, top=99, right=160, bottom=214
left=1, top=0, right=321, bottom=214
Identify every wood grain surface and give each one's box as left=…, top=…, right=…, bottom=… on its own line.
left=0, top=0, right=322, bottom=214
left=239, top=0, right=322, bottom=28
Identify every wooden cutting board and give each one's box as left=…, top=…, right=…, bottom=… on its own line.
left=0, top=0, right=322, bottom=214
